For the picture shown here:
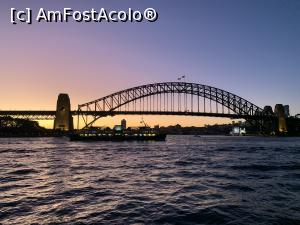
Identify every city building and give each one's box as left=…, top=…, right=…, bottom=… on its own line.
left=113, top=125, right=123, bottom=131
left=121, top=119, right=127, bottom=130
left=230, top=126, right=246, bottom=136
left=284, top=105, right=290, bottom=117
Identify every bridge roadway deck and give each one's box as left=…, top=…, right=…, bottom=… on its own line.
left=0, top=110, right=274, bottom=120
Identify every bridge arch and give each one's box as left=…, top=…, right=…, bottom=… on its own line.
left=78, top=82, right=264, bottom=128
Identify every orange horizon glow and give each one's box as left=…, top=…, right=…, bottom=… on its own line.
left=38, top=115, right=238, bottom=129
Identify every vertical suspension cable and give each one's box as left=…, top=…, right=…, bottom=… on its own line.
left=157, top=92, right=159, bottom=112
left=222, top=101, right=224, bottom=114
left=186, top=92, right=188, bottom=112
left=172, top=92, right=174, bottom=111
left=204, top=96, right=206, bottom=113
left=191, top=94, right=193, bottom=112
left=160, top=92, right=162, bottom=112
left=197, top=94, right=199, bottom=113
left=178, top=93, right=180, bottom=111
left=164, top=93, right=166, bottom=111
left=183, top=85, right=185, bottom=112
left=153, top=94, right=155, bottom=112
left=167, top=93, right=169, bottom=111
left=170, top=92, right=172, bottom=111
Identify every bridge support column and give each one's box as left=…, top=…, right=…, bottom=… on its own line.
left=53, top=94, right=73, bottom=131
left=261, top=106, right=276, bottom=135
left=274, top=104, right=287, bottom=134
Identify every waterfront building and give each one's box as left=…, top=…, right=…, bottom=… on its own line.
left=121, top=119, right=127, bottom=130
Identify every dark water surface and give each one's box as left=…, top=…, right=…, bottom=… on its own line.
left=0, top=136, right=300, bottom=225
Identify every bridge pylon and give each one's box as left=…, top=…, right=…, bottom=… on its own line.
left=53, top=94, right=73, bottom=131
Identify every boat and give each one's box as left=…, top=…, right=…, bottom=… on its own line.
left=69, top=123, right=166, bottom=142
left=70, top=132, right=166, bottom=141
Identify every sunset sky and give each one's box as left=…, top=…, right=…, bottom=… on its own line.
left=0, top=0, right=299, bottom=128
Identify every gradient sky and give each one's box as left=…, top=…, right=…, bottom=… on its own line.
left=0, top=0, right=299, bottom=128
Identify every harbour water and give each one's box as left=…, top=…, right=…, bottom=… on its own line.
left=0, top=136, right=300, bottom=225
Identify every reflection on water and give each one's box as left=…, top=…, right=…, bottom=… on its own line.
left=0, top=136, right=300, bottom=225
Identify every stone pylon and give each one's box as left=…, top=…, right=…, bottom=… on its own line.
left=53, top=94, right=73, bottom=131
left=274, top=104, right=287, bottom=134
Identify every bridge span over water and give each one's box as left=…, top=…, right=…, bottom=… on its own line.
left=0, top=82, right=281, bottom=130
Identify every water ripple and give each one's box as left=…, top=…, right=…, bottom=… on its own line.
left=0, top=136, right=300, bottom=224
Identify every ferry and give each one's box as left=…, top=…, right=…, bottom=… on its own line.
left=70, top=131, right=166, bottom=141
left=70, top=119, right=166, bottom=142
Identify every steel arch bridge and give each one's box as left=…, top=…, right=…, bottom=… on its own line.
left=77, top=82, right=268, bottom=129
